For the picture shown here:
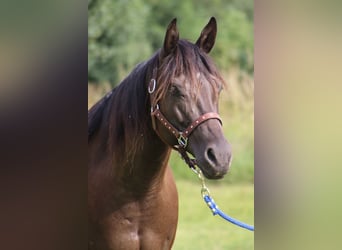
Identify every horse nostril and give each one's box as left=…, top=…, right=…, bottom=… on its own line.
left=206, top=148, right=217, bottom=164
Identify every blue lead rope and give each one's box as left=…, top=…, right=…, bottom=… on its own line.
left=187, top=165, right=254, bottom=232
left=203, top=194, right=254, bottom=231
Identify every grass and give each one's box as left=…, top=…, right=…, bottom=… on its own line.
left=173, top=180, right=254, bottom=250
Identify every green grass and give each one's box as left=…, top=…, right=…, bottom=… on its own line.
left=173, top=180, right=254, bottom=250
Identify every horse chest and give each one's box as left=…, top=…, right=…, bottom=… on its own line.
left=92, top=196, right=177, bottom=249
left=90, top=168, right=178, bottom=250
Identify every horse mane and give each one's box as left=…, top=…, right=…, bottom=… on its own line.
left=88, top=39, right=225, bottom=164
left=88, top=91, right=112, bottom=141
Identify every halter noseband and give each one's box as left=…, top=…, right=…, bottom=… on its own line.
left=148, top=68, right=222, bottom=153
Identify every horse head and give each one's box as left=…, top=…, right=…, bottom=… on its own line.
left=150, top=18, right=232, bottom=179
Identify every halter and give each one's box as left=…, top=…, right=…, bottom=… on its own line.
left=148, top=68, right=222, bottom=167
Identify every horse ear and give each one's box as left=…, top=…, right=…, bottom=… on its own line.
left=196, top=17, right=217, bottom=53
left=161, top=18, right=179, bottom=58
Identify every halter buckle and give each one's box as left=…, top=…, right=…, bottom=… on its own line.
left=177, top=134, right=188, bottom=148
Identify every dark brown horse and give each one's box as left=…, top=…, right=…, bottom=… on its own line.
left=88, top=17, right=232, bottom=250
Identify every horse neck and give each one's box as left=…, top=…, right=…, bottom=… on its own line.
left=112, top=121, right=172, bottom=196
left=105, top=78, right=172, bottom=192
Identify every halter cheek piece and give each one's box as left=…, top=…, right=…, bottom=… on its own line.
left=148, top=68, right=222, bottom=168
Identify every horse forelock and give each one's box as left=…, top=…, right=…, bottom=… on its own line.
left=153, top=39, right=225, bottom=107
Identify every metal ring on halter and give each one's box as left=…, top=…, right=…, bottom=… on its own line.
left=150, top=104, right=159, bottom=113
left=148, top=79, right=156, bottom=93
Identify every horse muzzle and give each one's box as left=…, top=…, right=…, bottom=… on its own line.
left=195, top=140, right=232, bottom=179
left=187, top=119, right=232, bottom=179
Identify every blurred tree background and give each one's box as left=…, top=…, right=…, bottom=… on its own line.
left=88, top=0, right=253, bottom=85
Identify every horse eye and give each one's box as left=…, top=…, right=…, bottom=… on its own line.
left=169, top=85, right=184, bottom=97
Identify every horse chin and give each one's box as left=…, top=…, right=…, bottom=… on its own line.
left=197, top=163, right=228, bottom=180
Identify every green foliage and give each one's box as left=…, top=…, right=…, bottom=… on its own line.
left=213, top=8, right=254, bottom=75
left=88, top=0, right=253, bottom=86
left=88, top=0, right=152, bottom=83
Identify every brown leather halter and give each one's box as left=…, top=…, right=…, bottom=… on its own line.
left=148, top=68, right=222, bottom=168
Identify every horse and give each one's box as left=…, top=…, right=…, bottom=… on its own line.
left=88, top=17, right=232, bottom=250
